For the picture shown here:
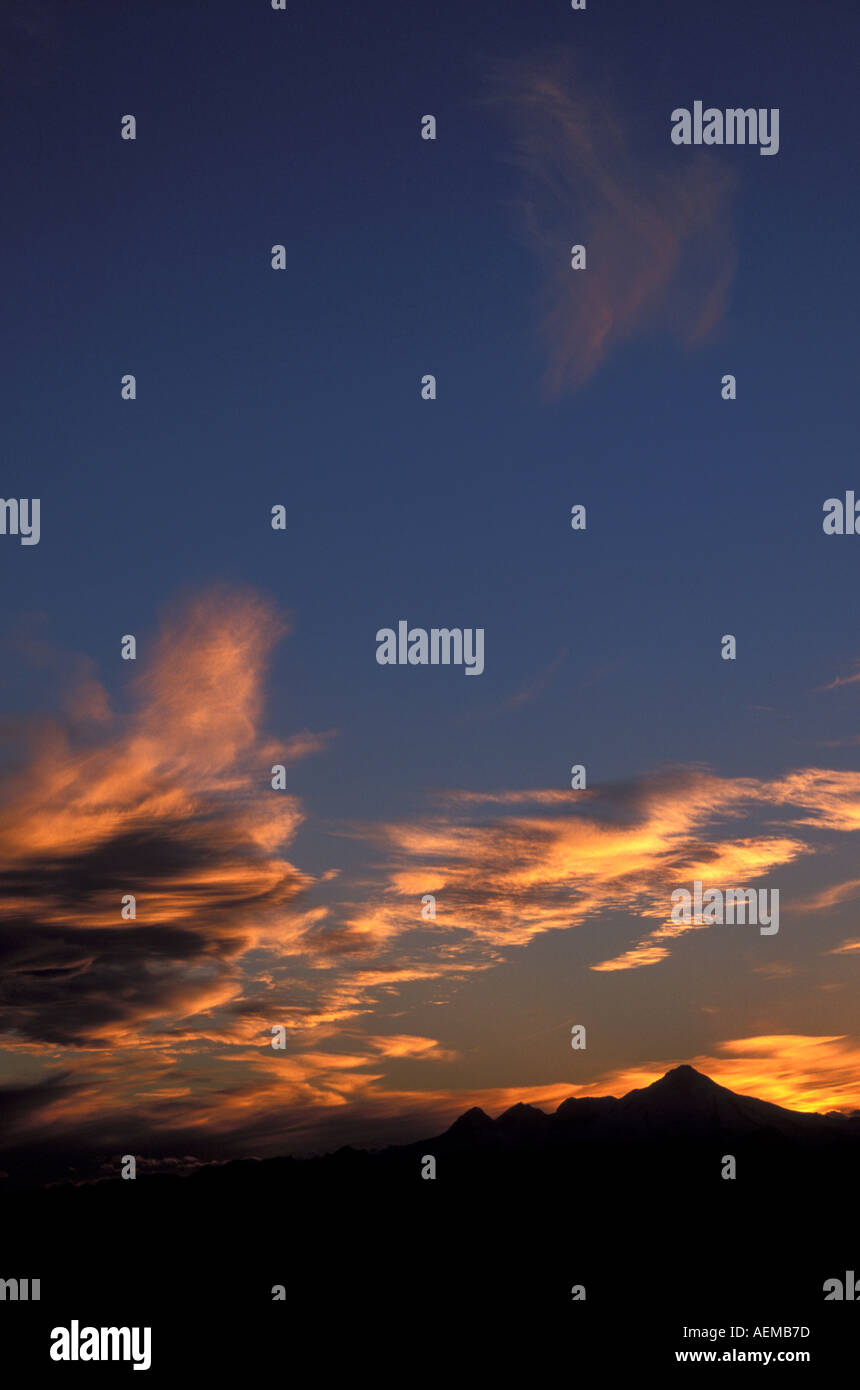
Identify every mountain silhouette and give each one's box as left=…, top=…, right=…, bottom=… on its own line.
left=581, top=1063, right=844, bottom=1139
left=421, top=1064, right=860, bottom=1155
left=6, top=1064, right=857, bottom=1192
left=444, top=1104, right=494, bottom=1137
left=5, top=1062, right=860, bottom=1371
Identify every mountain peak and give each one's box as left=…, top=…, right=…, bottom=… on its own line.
left=609, top=1063, right=797, bottom=1139
left=652, top=1064, right=719, bottom=1090
left=496, top=1102, right=548, bottom=1129
left=445, top=1106, right=493, bottom=1136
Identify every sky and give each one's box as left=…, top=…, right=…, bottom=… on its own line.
left=1, top=0, right=860, bottom=1182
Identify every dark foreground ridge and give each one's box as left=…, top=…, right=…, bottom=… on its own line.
left=4, top=1066, right=859, bottom=1371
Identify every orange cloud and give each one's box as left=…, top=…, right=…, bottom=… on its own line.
left=794, top=879, right=860, bottom=914
left=4, top=591, right=860, bottom=1178
left=0, top=588, right=326, bottom=1051
left=352, top=769, right=818, bottom=973
left=318, top=757, right=860, bottom=981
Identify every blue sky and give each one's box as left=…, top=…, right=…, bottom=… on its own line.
left=1, top=0, right=860, bottom=1176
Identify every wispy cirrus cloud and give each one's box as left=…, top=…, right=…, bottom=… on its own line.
left=487, top=55, right=737, bottom=392
left=817, top=663, right=860, bottom=692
